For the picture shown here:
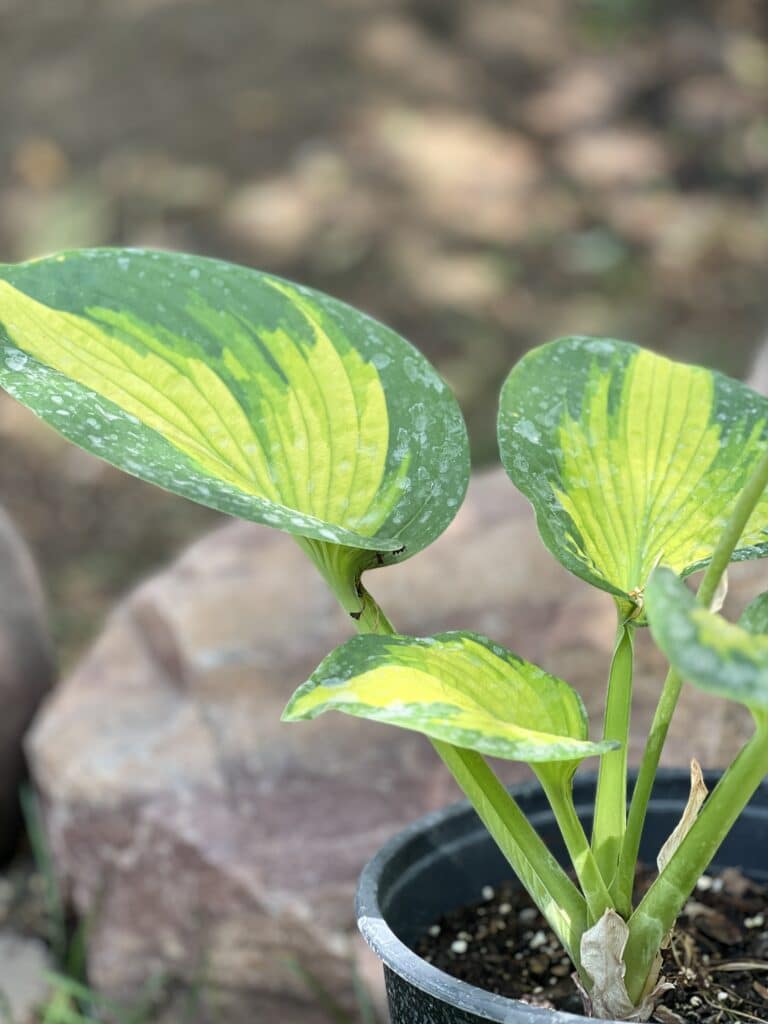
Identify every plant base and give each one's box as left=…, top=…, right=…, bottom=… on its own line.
left=357, top=770, right=768, bottom=1024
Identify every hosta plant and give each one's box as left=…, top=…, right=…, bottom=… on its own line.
left=2, top=248, right=768, bottom=1020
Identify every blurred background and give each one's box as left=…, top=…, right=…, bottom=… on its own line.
left=1, top=4, right=768, bottom=1022
left=1, top=0, right=768, bottom=657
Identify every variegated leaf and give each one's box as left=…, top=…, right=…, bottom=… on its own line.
left=646, top=567, right=768, bottom=713
left=499, top=338, right=768, bottom=613
left=283, top=631, right=616, bottom=764
left=739, top=591, right=768, bottom=636
left=0, top=249, right=469, bottom=604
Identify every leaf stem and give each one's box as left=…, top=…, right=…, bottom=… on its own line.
left=591, top=621, right=634, bottom=889
left=624, top=724, right=768, bottom=1004
left=352, top=584, right=396, bottom=635
left=613, top=665, right=682, bottom=912
left=436, top=743, right=588, bottom=968
left=617, top=444, right=768, bottom=911
left=538, top=773, right=613, bottom=925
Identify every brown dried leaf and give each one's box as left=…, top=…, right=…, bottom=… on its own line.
left=709, top=571, right=728, bottom=613
left=657, top=760, right=708, bottom=873
left=580, top=910, right=670, bottom=1021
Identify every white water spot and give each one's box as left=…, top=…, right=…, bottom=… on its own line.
left=117, top=256, right=131, bottom=271
left=189, top=268, right=200, bottom=280
left=392, top=430, right=410, bottom=462
left=4, top=350, right=28, bottom=371
left=320, top=676, right=347, bottom=689
left=513, top=419, right=540, bottom=444
left=584, top=339, right=615, bottom=356
left=371, top=353, right=391, bottom=370
left=403, top=356, right=444, bottom=392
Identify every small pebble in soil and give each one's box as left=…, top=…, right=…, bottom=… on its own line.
left=529, top=931, right=547, bottom=949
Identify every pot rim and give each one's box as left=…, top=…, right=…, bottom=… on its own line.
left=357, top=774, right=600, bottom=1024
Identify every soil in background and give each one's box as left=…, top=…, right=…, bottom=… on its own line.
left=1, top=0, right=768, bottom=662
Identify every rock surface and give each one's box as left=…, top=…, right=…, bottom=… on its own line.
left=0, top=508, right=54, bottom=861
left=26, top=469, right=763, bottom=1019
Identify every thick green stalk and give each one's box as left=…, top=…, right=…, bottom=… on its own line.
left=613, top=665, right=682, bottom=912
left=297, top=538, right=393, bottom=631
left=591, top=621, right=634, bottom=887
left=617, top=445, right=768, bottom=911
left=351, top=584, right=396, bottom=634
left=624, top=725, right=768, bottom=1004
left=538, top=772, right=613, bottom=925
left=436, top=743, right=587, bottom=969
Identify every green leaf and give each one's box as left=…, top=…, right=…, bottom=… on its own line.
left=283, top=631, right=616, bottom=764
left=499, top=338, right=768, bottom=613
left=0, top=248, right=469, bottom=602
left=739, top=591, right=768, bottom=636
left=646, top=567, right=768, bottom=713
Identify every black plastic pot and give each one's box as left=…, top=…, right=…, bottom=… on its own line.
left=357, top=770, right=768, bottom=1024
